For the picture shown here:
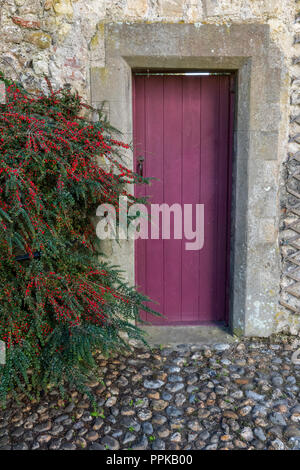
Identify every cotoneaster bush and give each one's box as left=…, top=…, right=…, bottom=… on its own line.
left=0, top=73, right=156, bottom=403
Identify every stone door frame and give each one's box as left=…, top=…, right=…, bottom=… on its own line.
left=91, top=22, right=284, bottom=337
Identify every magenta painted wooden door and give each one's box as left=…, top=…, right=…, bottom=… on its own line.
left=133, top=74, right=233, bottom=325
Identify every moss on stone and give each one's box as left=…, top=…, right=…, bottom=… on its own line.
left=25, top=32, right=52, bottom=49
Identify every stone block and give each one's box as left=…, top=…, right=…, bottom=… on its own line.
left=12, top=16, right=40, bottom=29
left=53, top=0, right=73, bottom=18
left=89, top=23, right=105, bottom=67
left=157, top=0, right=184, bottom=17
left=32, top=56, right=49, bottom=76
left=56, top=22, right=72, bottom=43
left=250, top=131, right=279, bottom=161
left=203, top=0, right=237, bottom=16
left=250, top=0, right=283, bottom=16
left=251, top=102, right=281, bottom=132
left=25, top=31, right=52, bottom=49
left=1, top=25, right=23, bottom=44
left=44, top=0, right=53, bottom=10
left=126, top=0, right=148, bottom=17
left=254, top=191, right=277, bottom=219
left=203, top=0, right=218, bottom=16
left=258, top=218, right=277, bottom=244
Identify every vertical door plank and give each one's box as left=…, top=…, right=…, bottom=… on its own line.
left=199, top=76, right=221, bottom=322
left=163, top=76, right=183, bottom=322
left=134, top=76, right=147, bottom=319
left=181, top=77, right=201, bottom=322
left=215, top=76, right=231, bottom=322
left=143, top=77, right=165, bottom=321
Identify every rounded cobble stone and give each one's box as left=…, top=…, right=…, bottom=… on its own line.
left=1, top=336, right=300, bottom=450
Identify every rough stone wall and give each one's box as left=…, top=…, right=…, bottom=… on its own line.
left=0, top=1, right=296, bottom=99
left=279, top=0, right=300, bottom=334
left=0, top=0, right=299, bottom=334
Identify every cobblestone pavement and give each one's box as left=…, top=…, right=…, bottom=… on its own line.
left=0, top=335, right=300, bottom=450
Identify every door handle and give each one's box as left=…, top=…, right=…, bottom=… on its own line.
left=137, top=156, right=144, bottom=177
